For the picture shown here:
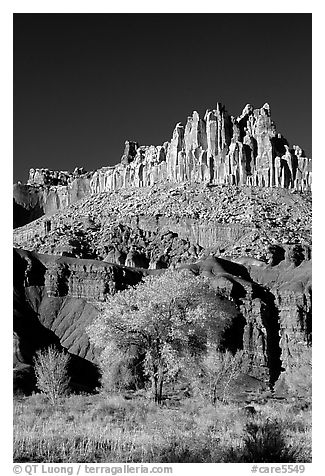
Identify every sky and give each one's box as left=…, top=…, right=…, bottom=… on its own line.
left=13, top=13, right=312, bottom=183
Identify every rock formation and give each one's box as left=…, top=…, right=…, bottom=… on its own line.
left=13, top=98, right=312, bottom=398
left=14, top=101, right=311, bottom=229
left=13, top=168, right=92, bottom=228
left=13, top=248, right=311, bottom=394
left=89, top=102, right=311, bottom=194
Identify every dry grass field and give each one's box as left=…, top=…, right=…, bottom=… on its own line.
left=13, top=392, right=311, bottom=463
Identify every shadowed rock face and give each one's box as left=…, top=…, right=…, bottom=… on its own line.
left=13, top=185, right=46, bottom=228
left=180, top=257, right=283, bottom=386
left=248, top=258, right=312, bottom=393
left=13, top=175, right=92, bottom=228
left=13, top=249, right=311, bottom=395
left=179, top=255, right=311, bottom=391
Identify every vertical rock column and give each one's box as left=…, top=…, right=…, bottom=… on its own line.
left=252, top=103, right=276, bottom=187
left=183, top=111, right=209, bottom=182
left=166, top=122, right=185, bottom=181
left=211, top=103, right=233, bottom=184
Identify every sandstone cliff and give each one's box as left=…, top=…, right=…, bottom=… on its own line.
left=13, top=168, right=92, bottom=228
left=89, top=103, right=311, bottom=193
left=14, top=101, right=311, bottom=228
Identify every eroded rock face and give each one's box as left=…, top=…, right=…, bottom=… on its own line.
left=181, top=257, right=281, bottom=385
left=14, top=100, right=311, bottom=229
left=27, top=167, right=88, bottom=186
left=13, top=184, right=45, bottom=228
left=89, top=102, right=311, bottom=194
left=182, top=254, right=312, bottom=392
left=13, top=249, right=311, bottom=394
left=248, top=258, right=312, bottom=395
left=13, top=170, right=92, bottom=228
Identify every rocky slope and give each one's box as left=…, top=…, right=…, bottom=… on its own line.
left=13, top=183, right=311, bottom=266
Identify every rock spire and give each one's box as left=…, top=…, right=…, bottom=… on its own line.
left=87, top=101, right=311, bottom=194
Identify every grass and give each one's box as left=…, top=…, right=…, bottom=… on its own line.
left=13, top=392, right=311, bottom=463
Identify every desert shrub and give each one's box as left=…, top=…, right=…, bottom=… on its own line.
left=241, top=418, right=298, bottom=462
left=34, top=346, right=70, bottom=404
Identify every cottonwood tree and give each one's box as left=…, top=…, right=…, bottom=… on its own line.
left=88, top=269, right=237, bottom=404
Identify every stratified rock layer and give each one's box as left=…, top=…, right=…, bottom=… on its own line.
left=13, top=249, right=311, bottom=395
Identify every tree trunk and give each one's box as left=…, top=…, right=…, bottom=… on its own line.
left=151, top=376, right=158, bottom=403
left=152, top=367, right=164, bottom=404
left=157, top=372, right=164, bottom=405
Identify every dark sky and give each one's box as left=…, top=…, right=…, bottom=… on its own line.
left=13, top=13, right=312, bottom=183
